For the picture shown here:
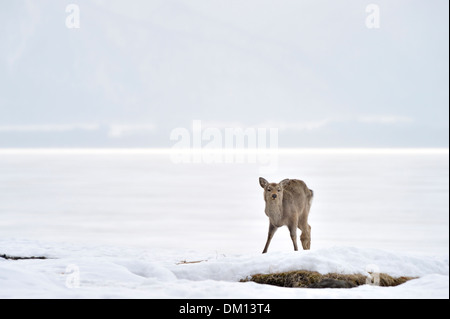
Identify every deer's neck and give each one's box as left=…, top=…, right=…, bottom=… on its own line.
left=265, top=201, right=283, bottom=226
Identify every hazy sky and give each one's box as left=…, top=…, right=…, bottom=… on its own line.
left=0, top=0, right=448, bottom=147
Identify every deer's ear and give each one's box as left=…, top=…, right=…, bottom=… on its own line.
left=280, top=179, right=290, bottom=188
left=259, top=177, right=268, bottom=188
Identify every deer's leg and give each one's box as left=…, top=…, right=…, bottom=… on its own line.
left=262, top=223, right=277, bottom=254
left=288, top=225, right=298, bottom=251
left=299, top=224, right=311, bottom=250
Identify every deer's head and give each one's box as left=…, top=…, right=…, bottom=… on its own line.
left=259, top=177, right=290, bottom=205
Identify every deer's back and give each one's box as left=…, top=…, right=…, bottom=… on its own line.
left=282, top=179, right=311, bottom=209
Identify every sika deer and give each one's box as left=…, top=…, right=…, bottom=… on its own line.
left=259, top=177, right=313, bottom=253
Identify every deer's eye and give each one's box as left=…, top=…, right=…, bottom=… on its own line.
left=267, top=188, right=271, bottom=192
left=277, top=189, right=281, bottom=192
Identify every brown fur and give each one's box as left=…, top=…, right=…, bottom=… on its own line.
left=259, top=177, right=313, bottom=253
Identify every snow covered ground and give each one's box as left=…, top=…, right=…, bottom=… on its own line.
left=0, top=149, right=448, bottom=298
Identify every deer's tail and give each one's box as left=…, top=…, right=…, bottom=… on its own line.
left=308, top=189, right=314, bottom=206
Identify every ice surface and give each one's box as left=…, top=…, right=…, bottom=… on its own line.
left=0, top=150, right=448, bottom=298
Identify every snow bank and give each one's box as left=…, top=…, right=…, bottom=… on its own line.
left=0, top=240, right=448, bottom=299
left=170, top=246, right=449, bottom=282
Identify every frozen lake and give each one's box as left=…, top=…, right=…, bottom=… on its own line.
left=0, top=149, right=448, bottom=299
left=0, top=149, right=448, bottom=256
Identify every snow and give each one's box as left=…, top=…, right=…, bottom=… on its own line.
left=0, top=150, right=448, bottom=298
left=0, top=240, right=448, bottom=299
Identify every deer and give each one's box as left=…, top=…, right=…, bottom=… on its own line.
left=259, top=177, right=314, bottom=253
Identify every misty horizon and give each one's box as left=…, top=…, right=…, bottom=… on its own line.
left=0, top=1, right=448, bottom=148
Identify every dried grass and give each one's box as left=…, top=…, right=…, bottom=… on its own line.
left=241, top=269, right=415, bottom=288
